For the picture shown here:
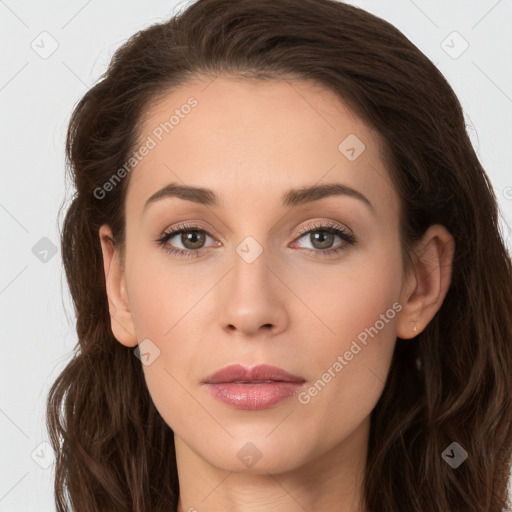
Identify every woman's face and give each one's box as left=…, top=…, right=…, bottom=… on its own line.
left=103, top=76, right=414, bottom=475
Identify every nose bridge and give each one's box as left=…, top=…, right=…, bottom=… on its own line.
left=217, top=229, right=288, bottom=334
left=224, top=205, right=289, bottom=294
left=231, top=232, right=272, bottom=293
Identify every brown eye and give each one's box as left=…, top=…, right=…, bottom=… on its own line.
left=293, top=222, right=356, bottom=256
left=180, top=230, right=206, bottom=250
left=155, top=223, right=217, bottom=258
left=308, top=230, right=336, bottom=250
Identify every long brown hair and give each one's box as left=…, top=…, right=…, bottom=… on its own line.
left=46, top=0, right=512, bottom=510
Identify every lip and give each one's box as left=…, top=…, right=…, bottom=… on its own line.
left=203, top=364, right=305, bottom=384
left=203, top=364, right=306, bottom=410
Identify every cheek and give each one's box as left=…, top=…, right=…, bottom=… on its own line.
left=124, top=247, right=210, bottom=414
left=125, top=244, right=204, bottom=339
left=294, top=236, right=403, bottom=342
left=292, top=241, right=403, bottom=422
left=125, top=262, right=205, bottom=435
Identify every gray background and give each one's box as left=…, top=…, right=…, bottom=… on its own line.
left=1, top=0, right=511, bottom=510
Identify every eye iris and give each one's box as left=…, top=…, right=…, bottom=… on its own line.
left=311, top=230, right=334, bottom=249
left=182, top=230, right=205, bottom=249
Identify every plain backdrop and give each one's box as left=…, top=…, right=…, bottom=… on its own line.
left=1, top=0, right=511, bottom=510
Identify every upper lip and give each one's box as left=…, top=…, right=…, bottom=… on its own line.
left=203, top=364, right=305, bottom=384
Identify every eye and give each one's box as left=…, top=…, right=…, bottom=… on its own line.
left=292, top=221, right=356, bottom=256
left=155, top=223, right=217, bottom=259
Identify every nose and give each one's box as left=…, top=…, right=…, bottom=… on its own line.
left=219, top=247, right=289, bottom=338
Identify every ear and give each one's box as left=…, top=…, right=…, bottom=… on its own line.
left=99, top=224, right=138, bottom=347
left=396, top=224, right=455, bottom=339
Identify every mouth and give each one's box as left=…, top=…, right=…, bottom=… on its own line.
left=202, top=364, right=306, bottom=410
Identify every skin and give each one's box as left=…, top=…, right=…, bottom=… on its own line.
left=99, top=75, right=454, bottom=512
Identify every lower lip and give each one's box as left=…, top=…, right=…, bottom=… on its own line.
left=205, top=382, right=305, bottom=410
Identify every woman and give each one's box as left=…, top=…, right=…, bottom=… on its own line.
left=46, top=0, right=512, bottom=510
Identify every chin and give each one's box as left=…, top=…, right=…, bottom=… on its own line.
left=198, top=433, right=313, bottom=474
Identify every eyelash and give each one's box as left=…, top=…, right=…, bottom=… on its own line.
left=154, top=221, right=356, bottom=259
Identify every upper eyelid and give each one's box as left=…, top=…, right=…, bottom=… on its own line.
left=160, top=222, right=219, bottom=240
left=296, top=221, right=351, bottom=235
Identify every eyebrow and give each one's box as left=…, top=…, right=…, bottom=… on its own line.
left=143, top=181, right=373, bottom=212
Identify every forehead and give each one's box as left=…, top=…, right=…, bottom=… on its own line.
left=126, top=75, right=396, bottom=215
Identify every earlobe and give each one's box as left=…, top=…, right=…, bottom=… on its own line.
left=98, top=225, right=138, bottom=347
left=396, top=224, right=455, bottom=339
